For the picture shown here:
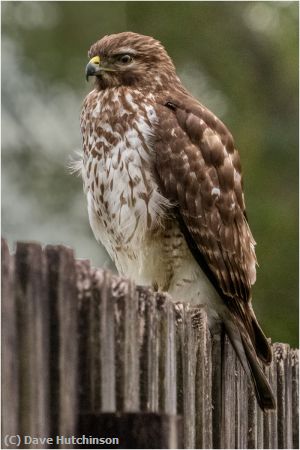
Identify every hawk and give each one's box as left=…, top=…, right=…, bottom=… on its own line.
left=79, top=32, right=275, bottom=410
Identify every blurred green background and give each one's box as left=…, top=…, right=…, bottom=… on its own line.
left=2, top=1, right=298, bottom=346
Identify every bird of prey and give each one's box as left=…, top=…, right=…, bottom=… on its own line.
left=79, top=31, right=275, bottom=410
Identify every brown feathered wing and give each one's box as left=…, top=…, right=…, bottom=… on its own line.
left=154, top=92, right=275, bottom=410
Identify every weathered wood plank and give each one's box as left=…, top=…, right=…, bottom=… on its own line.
left=137, top=286, right=159, bottom=412
left=175, top=303, right=184, bottom=427
left=167, top=300, right=177, bottom=416
left=221, top=335, right=236, bottom=449
left=263, top=349, right=278, bottom=449
left=291, top=349, right=299, bottom=449
left=81, top=267, right=102, bottom=412
left=76, top=259, right=93, bottom=413
left=247, top=379, right=257, bottom=449
left=180, top=304, right=196, bottom=449
left=15, top=242, right=49, bottom=448
left=113, top=274, right=139, bottom=411
left=156, top=293, right=177, bottom=416
left=194, top=307, right=212, bottom=449
left=286, top=347, right=293, bottom=449
left=1, top=239, right=19, bottom=447
left=46, top=245, right=77, bottom=443
left=77, top=412, right=183, bottom=449
left=235, top=352, right=248, bottom=449
left=211, top=322, right=223, bottom=449
left=275, top=343, right=290, bottom=449
left=93, top=269, right=116, bottom=412
left=122, top=278, right=140, bottom=411
left=256, top=398, right=264, bottom=449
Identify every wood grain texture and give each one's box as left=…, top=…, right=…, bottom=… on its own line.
left=1, top=239, right=298, bottom=449
left=15, top=242, right=49, bottom=448
left=194, top=307, right=212, bottom=449
left=222, top=334, right=236, bottom=449
left=113, top=274, right=140, bottom=412
left=179, top=304, right=196, bottom=448
left=137, top=286, right=159, bottom=412
left=235, top=351, right=248, bottom=449
left=291, top=349, right=299, bottom=449
left=263, top=351, right=278, bottom=449
left=157, top=292, right=177, bottom=415
left=95, top=269, right=116, bottom=412
left=1, top=239, right=19, bottom=446
left=211, top=322, right=223, bottom=449
left=274, top=343, right=290, bottom=449
left=46, top=245, right=77, bottom=443
left=76, top=259, right=93, bottom=413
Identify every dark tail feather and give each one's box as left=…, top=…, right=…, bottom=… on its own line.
left=250, top=312, right=272, bottom=364
left=223, top=318, right=276, bottom=411
left=241, top=333, right=276, bottom=410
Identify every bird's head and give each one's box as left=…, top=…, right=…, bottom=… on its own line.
left=85, top=32, right=178, bottom=91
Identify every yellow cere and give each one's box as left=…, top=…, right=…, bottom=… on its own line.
left=90, top=56, right=100, bottom=65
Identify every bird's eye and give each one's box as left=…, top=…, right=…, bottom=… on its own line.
left=118, top=54, right=133, bottom=64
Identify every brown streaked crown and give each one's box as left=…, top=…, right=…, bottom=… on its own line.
left=87, top=32, right=180, bottom=90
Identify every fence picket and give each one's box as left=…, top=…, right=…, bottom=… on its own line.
left=291, top=349, right=299, bottom=449
left=16, top=242, right=49, bottom=447
left=194, top=307, right=212, bottom=449
left=46, top=245, right=77, bottom=442
left=1, top=239, right=19, bottom=442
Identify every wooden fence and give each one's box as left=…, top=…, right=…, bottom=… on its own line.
left=1, top=239, right=299, bottom=449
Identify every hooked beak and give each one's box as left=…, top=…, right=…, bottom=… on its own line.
left=85, top=55, right=116, bottom=81
left=85, top=55, right=102, bottom=81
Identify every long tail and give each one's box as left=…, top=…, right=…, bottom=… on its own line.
left=223, top=316, right=276, bottom=411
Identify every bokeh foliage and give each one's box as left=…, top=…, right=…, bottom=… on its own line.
left=2, top=1, right=298, bottom=346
